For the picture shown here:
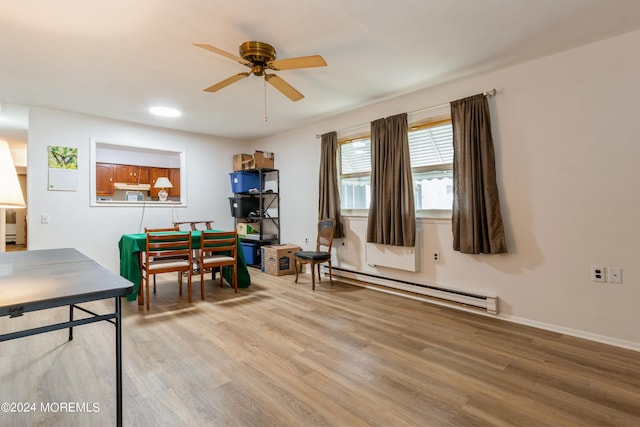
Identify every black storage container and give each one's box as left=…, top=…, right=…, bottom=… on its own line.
left=228, top=196, right=260, bottom=218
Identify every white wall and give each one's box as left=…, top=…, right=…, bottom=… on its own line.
left=254, top=29, right=640, bottom=349
left=27, top=108, right=250, bottom=272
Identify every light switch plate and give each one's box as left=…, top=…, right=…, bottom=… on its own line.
left=608, top=267, right=622, bottom=283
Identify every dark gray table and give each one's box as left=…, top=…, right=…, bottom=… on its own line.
left=0, top=248, right=134, bottom=427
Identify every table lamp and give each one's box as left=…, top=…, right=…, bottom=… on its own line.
left=0, top=140, right=26, bottom=252
left=154, top=177, right=173, bottom=202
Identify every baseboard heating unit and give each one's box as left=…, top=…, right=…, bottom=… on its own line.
left=326, top=266, right=499, bottom=314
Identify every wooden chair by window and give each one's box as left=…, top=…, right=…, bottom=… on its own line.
left=142, top=229, right=192, bottom=310
left=294, top=219, right=336, bottom=290
left=199, top=230, right=238, bottom=299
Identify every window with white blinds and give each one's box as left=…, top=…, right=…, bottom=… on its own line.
left=339, top=118, right=453, bottom=212
left=340, top=137, right=371, bottom=175
left=409, top=120, right=453, bottom=168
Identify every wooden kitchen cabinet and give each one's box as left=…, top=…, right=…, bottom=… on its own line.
left=115, top=164, right=141, bottom=184
left=137, top=166, right=150, bottom=184
left=169, top=168, right=180, bottom=198
left=114, top=164, right=150, bottom=185
left=96, top=163, right=115, bottom=196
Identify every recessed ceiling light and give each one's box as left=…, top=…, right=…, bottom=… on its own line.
left=149, top=106, right=182, bottom=118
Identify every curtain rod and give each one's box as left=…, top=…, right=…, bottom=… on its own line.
left=316, top=88, right=497, bottom=138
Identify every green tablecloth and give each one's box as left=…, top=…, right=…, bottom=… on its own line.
left=118, top=231, right=251, bottom=301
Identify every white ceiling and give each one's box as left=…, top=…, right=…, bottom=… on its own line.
left=1, top=0, right=640, bottom=142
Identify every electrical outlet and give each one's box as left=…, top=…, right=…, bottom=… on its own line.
left=433, top=252, right=440, bottom=263
left=608, top=267, right=622, bottom=283
left=304, top=237, right=309, bottom=245
left=591, top=265, right=605, bottom=282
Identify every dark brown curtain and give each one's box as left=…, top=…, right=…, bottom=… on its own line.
left=366, top=113, right=415, bottom=246
left=318, top=131, right=344, bottom=238
left=451, top=94, right=507, bottom=254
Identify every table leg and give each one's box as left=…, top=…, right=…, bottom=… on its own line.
left=115, top=296, right=123, bottom=427
left=68, top=305, right=74, bottom=341
left=137, top=251, right=144, bottom=306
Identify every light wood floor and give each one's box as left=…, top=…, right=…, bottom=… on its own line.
left=1, top=268, right=639, bottom=426
left=3, top=243, right=26, bottom=252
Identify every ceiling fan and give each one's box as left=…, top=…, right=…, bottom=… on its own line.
left=194, top=41, right=327, bottom=102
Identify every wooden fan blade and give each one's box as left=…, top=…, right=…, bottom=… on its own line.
left=265, top=74, right=304, bottom=102
left=194, top=43, right=251, bottom=67
left=203, top=72, right=251, bottom=93
left=269, top=55, right=327, bottom=71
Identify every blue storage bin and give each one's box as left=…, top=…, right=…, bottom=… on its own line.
left=241, top=242, right=261, bottom=266
left=229, top=171, right=263, bottom=193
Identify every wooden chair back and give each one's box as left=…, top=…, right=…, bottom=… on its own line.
left=145, top=231, right=192, bottom=264
left=316, top=218, right=336, bottom=253
left=200, top=230, right=237, bottom=257
left=145, top=226, right=179, bottom=233
left=142, top=230, right=192, bottom=310
left=172, top=221, right=214, bottom=231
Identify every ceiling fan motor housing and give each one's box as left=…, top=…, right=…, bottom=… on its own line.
left=240, top=41, right=276, bottom=76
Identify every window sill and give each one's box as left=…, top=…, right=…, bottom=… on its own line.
left=416, top=209, right=451, bottom=221
left=93, top=200, right=185, bottom=207
left=341, top=209, right=451, bottom=222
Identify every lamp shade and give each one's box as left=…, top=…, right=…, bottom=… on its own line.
left=0, top=140, right=26, bottom=208
left=154, top=177, right=173, bottom=189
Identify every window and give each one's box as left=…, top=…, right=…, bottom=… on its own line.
left=409, top=119, right=453, bottom=211
left=339, top=118, right=453, bottom=213
left=89, top=139, right=187, bottom=207
left=339, top=136, right=371, bottom=209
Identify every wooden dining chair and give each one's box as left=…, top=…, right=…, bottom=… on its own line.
left=143, top=226, right=180, bottom=292
left=142, top=229, right=193, bottom=310
left=174, top=221, right=216, bottom=274
left=294, top=218, right=336, bottom=290
left=199, top=230, right=238, bottom=298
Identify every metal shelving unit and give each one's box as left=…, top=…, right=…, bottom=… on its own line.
left=231, top=168, right=280, bottom=266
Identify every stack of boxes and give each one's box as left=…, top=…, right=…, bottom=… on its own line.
left=232, top=150, right=275, bottom=171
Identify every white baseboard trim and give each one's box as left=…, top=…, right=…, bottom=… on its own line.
left=500, top=315, right=640, bottom=353
left=339, top=276, right=640, bottom=353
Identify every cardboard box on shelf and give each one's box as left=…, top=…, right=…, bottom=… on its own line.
left=236, top=222, right=260, bottom=236
left=262, top=244, right=301, bottom=276
left=233, top=153, right=254, bottom=171
left=253, top=150, right=275, bottom=169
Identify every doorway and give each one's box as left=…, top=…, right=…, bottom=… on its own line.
left=0, top=104, right=29, bottom=252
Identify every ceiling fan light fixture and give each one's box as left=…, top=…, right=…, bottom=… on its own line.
left=195, top=41, right=327, bottom=102
left=149, top=106, right=182, bottom=118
